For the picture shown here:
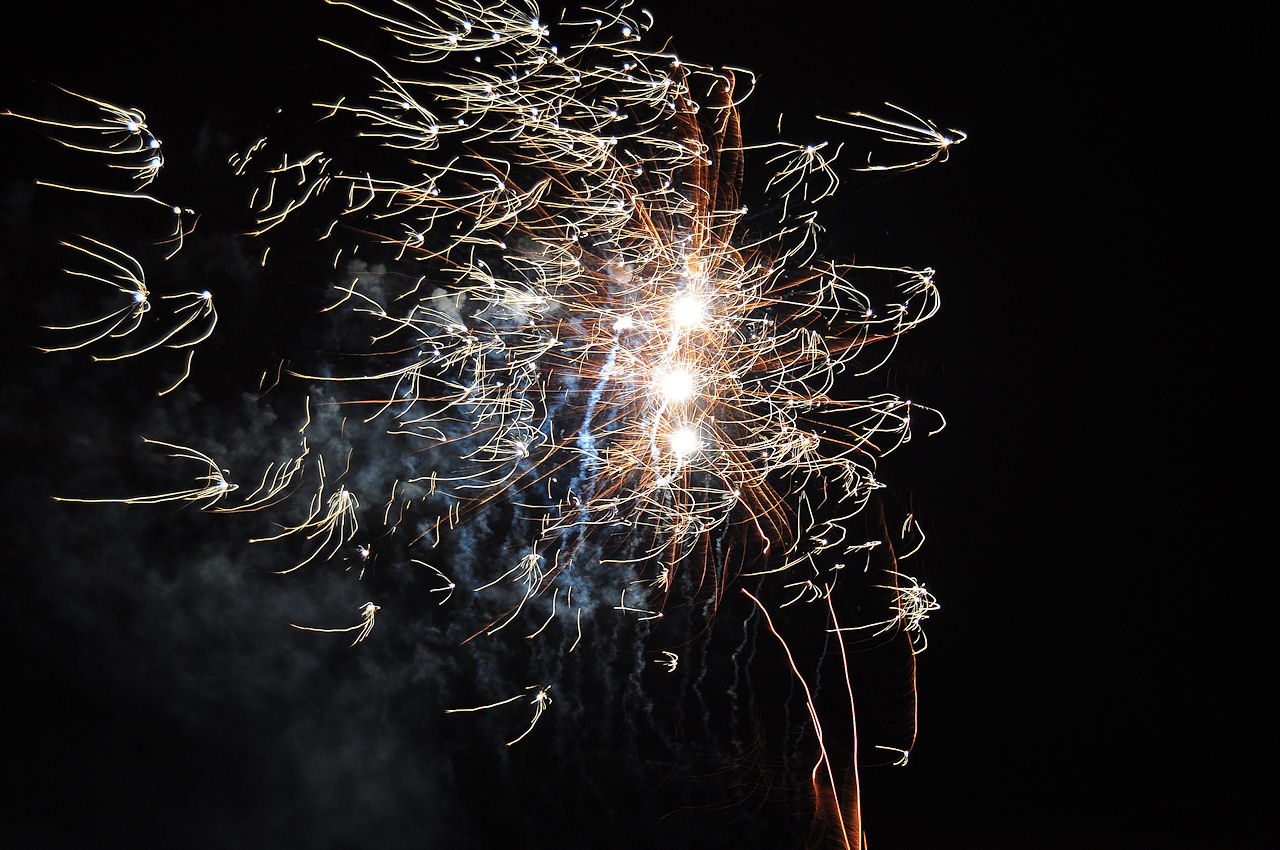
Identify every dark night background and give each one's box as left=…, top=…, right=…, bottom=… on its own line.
left=0, top=2, right=1264, bottom=848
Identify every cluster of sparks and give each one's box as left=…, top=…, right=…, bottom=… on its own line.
left=9, top=1, right=960, bottom=845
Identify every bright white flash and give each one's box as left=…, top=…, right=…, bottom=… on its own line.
left=669, top=427, right=701, bottom=458
left=670, top=294, right=705, bottom=327
left=658, top=366, right=696, bottom=403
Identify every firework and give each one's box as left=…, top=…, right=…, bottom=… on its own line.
left=230, top=0, right=949, bottom=606
left=10, top=2, right=959, bottom=845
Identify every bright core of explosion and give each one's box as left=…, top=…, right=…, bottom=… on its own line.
left=658, top=366, right=697, bottom=403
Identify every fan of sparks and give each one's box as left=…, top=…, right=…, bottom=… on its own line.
left=18, top=0, right=957, bottom=729
left=240, top=0, right=949, bottom=602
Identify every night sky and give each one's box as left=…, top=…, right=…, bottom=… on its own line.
left=0, top=2, right=1263, bottom=848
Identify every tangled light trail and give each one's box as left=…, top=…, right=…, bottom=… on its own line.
left=8, top=2, right=959, bottom=845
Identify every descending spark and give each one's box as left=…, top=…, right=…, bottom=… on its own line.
left=744, top=587, right=862, bottom=849
left=446, top=684, right=553, bottom=746
left=4, top=87, right=166, bottom=186
left=52, top=438, right=237, bottom=508
left=292, top=601, right=382, bottom=646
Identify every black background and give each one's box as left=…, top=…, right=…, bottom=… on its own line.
left=0, top=2, right=1263, bottom=848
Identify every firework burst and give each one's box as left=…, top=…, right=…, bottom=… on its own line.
left=7, top=2, right=960, bottom=845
